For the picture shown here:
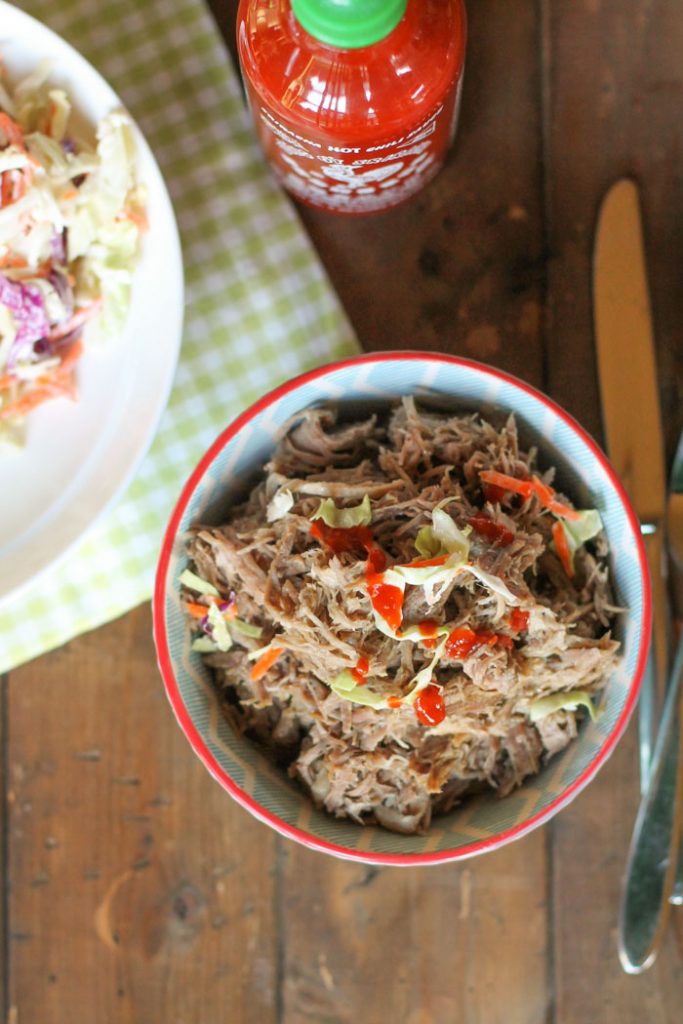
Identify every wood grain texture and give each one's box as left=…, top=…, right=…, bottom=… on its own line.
left=279, top=837, right=548, bottom=1024
left=4, top=0, right=683, bottom=1020
left=296, top=0, right=546, bottom=382
left=542, top=0, right=683, bottom=1018
left=277, top=4, right=552, bottom=1023
left=6, top=607, right=278, bottom=1023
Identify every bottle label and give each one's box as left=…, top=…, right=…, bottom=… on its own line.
left=250, top=80, right=462, bottom=214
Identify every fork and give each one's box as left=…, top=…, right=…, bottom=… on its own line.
left=667, top=431, right=683, bottom=905
left=618, top=429, right=683, bottom=971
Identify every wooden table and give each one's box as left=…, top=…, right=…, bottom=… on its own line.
left=3, top=1, right=683, bottom=1020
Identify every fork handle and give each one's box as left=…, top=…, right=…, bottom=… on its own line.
left=618, top=634, right=683, bottom=972
left=639, top=529, right=669, bottom=792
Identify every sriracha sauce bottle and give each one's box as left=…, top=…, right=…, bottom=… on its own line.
left=237, top=0, right=467, bottom=215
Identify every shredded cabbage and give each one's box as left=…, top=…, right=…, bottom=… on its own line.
left=205, top=604, right=233, bottom=652
left=329, top=670, right=390, bottom=709
left=415, top=506, right=471, bottom=561
left=179, top=569, right=220, bottom=597
left=230, top=619, right=263, bottom=639
left=267, top=488, right=294, bottom=523
left=312, top=495, right=372, bottom=529
left=328, top=634, right=449, bottom=711
left=528, top=690, right=599, bottom=723
left=191, top=636, right=219, bottom=654
left=0, top=63, right=144, bottom=440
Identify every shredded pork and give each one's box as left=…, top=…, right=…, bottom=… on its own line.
left=183, top=400, right=620, bottom=835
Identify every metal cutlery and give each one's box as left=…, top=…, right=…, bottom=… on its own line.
left=666, top=432, right=683, bottom=907
left=593, top=178, right=669, bottom=794
left=618, top=633, right=683, bottom=969
left=593, top=178, right=683, bottom=972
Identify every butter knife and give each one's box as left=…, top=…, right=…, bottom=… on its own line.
left=593, top=178, right=669, bottom=794
left=593, top=178, right=679, bottom=972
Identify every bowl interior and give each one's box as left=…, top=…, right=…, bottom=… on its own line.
left=156, top=355, right=646, bottom=862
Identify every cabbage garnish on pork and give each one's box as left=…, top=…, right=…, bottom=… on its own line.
left=181, top=399, right=620, bottom=835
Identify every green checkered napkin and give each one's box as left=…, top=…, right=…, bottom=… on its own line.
left=1, top=0, right=358, bottom=673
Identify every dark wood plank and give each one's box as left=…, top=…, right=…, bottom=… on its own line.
left=273, top=3, right=552, bottom=1021
left=542, top=0, right=683, bottom=1017
left=280, top=837, right=549, bottom=1024
left=296, top=1, right=546, bottom=378
left=6, top=1, right=682, bottom=1021
left=6, top=607, right=279, bottom=1023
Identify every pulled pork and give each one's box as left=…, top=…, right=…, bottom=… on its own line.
left=183, top=399, right=620, bottom=835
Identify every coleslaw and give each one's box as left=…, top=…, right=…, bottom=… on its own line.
left=0, top=59, right=145, bottom=443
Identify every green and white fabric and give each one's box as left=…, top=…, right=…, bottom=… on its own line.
left=1, top=0, right=358, bottom=673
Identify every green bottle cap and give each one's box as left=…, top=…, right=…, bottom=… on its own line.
left=290, top=0, right=408, bottom=49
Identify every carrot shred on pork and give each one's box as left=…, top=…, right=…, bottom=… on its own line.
left=250, top=647, right=284, bottom=682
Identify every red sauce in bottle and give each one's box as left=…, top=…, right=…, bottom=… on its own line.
left=414, top=684, right=446, bottom=727
left=237, top=0, right=467, bottom=215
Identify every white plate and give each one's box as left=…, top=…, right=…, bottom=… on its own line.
left=0, top=2, right=184, bottom=606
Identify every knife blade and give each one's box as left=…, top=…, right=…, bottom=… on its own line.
left=593, top=178, right=669, bottom=793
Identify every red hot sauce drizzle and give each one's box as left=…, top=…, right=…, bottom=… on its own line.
left=445, top=626, right=513, bottom=659
left=309, top=520, right=373, bottom=555
left=414, top=684, right=446, bottom=727
left=468, top=513, right=514, bottom=547
left=351, top=655, right=370, bottom=686
left=309, top=521, right=501, bottom=727
left=508, top=608, right=530, bottom=633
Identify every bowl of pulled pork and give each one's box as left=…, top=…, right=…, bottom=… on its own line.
left=154, top=352, right=649, bottom=864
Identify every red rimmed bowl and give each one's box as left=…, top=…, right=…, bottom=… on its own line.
left=153, top=352, right=649, bottom=865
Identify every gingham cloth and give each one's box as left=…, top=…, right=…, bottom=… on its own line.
left=1, top=0, right=358, bottom=674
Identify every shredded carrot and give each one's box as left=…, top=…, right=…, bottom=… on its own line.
left=250, top=647, right=284, bottom=682
left=1, top=164, right=32, bottom=209
left=0, top=253, right=28, bottom=269
left=531, top=476, right=555, bottom=506
left=479, top=469, right=533, bottom=498
left=1, top=171, right=12, bottom=207
left=399, top=555, right=450, bottom=570
left=55, top=338, right=84, bottom=373
left=0, top=340, right=84, bottom=420
left=185, top=601, right=210, bottom=619
left=552, top=521, right=574, bottom=578
left=0, top=383, right=73, bottom=421
left=545, top=496, right=581, bottom=522
left=184, top=596, right=237, bottom=620
left=0, top=374, right=18, bottom=392
left=480, top=469, right=582, bottom=522
left=126, top=206, right=148, bottom=231
left=0, top=111, right=26, bottom=150
left=61, top=189, right=78, bottom=201
left=31, top=259, right=54, bottom=279
left=48, top=302, right=101, bottom=342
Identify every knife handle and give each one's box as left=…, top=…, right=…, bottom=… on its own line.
left=618, top=634, right=683, bottom=973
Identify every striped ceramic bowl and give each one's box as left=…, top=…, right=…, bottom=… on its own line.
left=153, top=352, right=649, bottom=865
